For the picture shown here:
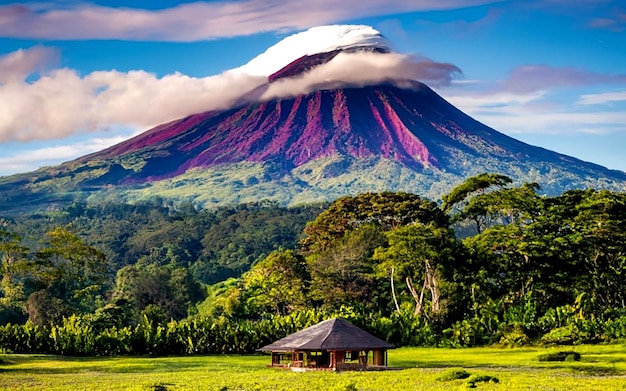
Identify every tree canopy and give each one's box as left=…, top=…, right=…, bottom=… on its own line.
left=2, top=177, right=626, bottom=351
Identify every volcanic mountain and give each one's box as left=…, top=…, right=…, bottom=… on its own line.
left=0, top=26, right=625, bottom=213
left=74, top=80, right=620, bottom=185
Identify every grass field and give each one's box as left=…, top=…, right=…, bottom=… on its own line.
left=1, top=345, right=625, bottom=390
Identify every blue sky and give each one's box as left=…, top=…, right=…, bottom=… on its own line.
left=0, top=0, right=625, bottom=175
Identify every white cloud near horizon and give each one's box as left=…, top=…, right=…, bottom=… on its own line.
left=0, top=0, right=501, bottom=42
left=443, top=87, right=626, bottom=138
left=0, top=134, right=132, bottom=175
left=0, top=66, right=266, bottom=142
left=578, top=90, right=626, bottom=105
left=439, top=62, right=626, bottom=137
left=460, top=105, right=626, bottom=135
left=499, top=64, right=626, bottom=94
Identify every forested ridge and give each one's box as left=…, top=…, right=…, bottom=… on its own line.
left=1, top=174, right=626, bottom=355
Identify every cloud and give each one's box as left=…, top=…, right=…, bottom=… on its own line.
left=444, top=81, right=626, bottom=137
left=589, top=10, right=626, bottom=32
left=0, top=43, right=460, bottom=144
left=578, top=90, right=626, bottom=105
left=500, top=65, right=626, bottom=94
left=439, top=63, right=626, bottom=139
left=464, top=107, right=626, bottom=135
left=0, top=45, right=59, bottom=83
left=0, top=135, right=131, bottom=175
left=445, top=90, right=546, bottom=112
left=260, top=52, right=461, bottom=101
left=0, top=0, right=501, bottom=41
left=0, top=59, right=267, bottom=142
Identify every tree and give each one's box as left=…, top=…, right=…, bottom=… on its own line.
left=460, top=183, right=542, bottom=230
left=26, top=289, right=69, bottom=326
left=307, top=225, right=387, bottom=309
left=0, top=228, right=30, bottom=324
left=301, top=192, right=448, bottom=253
left=242, top=249, right=309, bottom=316
left=569, top=190, right=626, bottom=311
left=29, top=226, right=109, bottom=317
left=463, top=219, right=573, bottom=312
left=442, top=173, right=513, bottom=213
left=113, top=262, right=204, bottom=322
left=460, top=188, right=626, bottom=316
left=0, top=228, right=29, bottom=306
left=9, top=226, right=110, bottom=325
left=374, top=223, right=459, bottom=317
left=442, top=173, right=515, bottom=233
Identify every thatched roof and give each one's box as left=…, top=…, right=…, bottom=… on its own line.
left=259, top=318, right=394, bottom=352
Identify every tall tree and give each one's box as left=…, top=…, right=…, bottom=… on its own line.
left=24, top=226, right=109, bottom=325
left=442, top=173, right=513, bottom=213
left=301, top=192, right=448, bottom=253
left=442, top=173, right=515, bottom=233
left=242, top=249, right=309, bottom=316
left=0, top=228, right=30, bottom=324
left=373, top=223, right=459, bottom=317
left=113, top=262, right=204, bottom=322
left=307, top=225, right=387, bottom=309
left=570, top=190, right=626, bottom=311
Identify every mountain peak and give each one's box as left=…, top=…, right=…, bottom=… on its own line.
left=236, top=25, right=391, bottom=77
left=268, top=46, right=390, bottom=83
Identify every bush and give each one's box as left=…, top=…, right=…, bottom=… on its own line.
left=538, top=351, right=581, bottom=362
left=540, top=325, right=579, bottom=345
left=437, top=368, right=471, bottom=381
left=604, top=315, right=626, bottom=340
left=498, top=325, right=530, bottom=347
left=443, top=317, right=499, bottom=348
left=467, top=374, right=499, bottom=388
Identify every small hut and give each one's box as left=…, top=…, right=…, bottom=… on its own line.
left=259, top=318, right=394, bottom=371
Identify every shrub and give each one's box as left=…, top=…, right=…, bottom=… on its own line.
left=467, top=374, right=499, bottom=388
left=498, top=325, right=530, bottom=347
left=443, top=318, right=497, bottom=348
left=437, top=368, right=471, bottom=381
left=540, top=325, right=578, bottom=345
left=604, top=315, right=626, bottom=340
left=537, top=351, right=581, bottom=362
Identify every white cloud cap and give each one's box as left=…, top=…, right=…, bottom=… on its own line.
left=237, top=25, right=391, bottom=76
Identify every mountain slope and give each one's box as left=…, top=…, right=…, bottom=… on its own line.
left=1, top=80, right=624, bottom=213
left=81, top=80, right=625, bottom=182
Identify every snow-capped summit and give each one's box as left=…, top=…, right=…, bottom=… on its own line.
left=236, top=25, right=391, bottom=77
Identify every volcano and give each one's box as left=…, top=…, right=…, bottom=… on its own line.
left=0, top=25, right=625, bottom=213
left=78, top=80, right=612, bottom=184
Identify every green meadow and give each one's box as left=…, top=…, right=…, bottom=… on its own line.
left=2, top=345, right=625, bottom=391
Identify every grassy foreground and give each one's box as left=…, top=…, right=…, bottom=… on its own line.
left=1, top=345, right=625, bottom=390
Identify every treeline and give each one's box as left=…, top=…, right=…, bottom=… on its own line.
left=0, top=200, right=321, bottom=329
left=2, top=304, right=626, bottom=356
left=7, top=199, right=322, bottom=284
left=1, top=173, right=626, bottom=354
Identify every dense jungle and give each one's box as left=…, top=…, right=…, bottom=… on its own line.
left=1, top=173, right=625, bottom=355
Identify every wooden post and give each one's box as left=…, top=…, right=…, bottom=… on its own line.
left=373, top=349, right=386, bottom=366
left=336, top=351, right=345, bottom=365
